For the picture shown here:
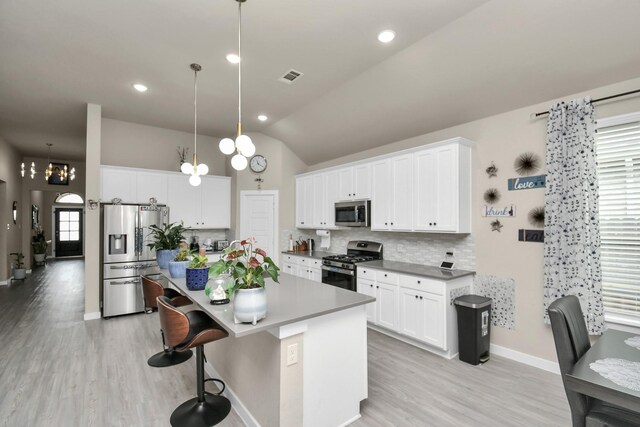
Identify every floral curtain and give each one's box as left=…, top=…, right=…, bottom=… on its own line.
left=543, top=98, right=603, bottom=334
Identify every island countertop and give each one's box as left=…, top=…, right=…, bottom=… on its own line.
left=162, top=270, right=375, bottom=338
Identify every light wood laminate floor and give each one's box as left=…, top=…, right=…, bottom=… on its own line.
left=0, top=259, right=570, bottom=426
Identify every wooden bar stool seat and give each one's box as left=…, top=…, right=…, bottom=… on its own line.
left=141, top=275, right=193, bottom=367
left=157, top=295, right=231, bottom=427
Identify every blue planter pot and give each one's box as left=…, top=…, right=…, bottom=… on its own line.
left=157, top=249, right=179, bottom=269
left=168, top=260, right=189, bottom=278
left=186, top=267, right=209, bottom=290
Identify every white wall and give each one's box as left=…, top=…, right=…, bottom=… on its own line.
left=101, top=118, right=227, bottom=176
left=308, top=76, right=640, bottom=362
left=0, top=137, right=23, bottom=281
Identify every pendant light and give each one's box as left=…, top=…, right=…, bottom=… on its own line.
left=219, top=0, right=255, bottom=170
left=181, top=63, right=209, bottom=186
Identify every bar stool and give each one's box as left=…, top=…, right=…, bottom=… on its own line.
left=157, top=295, right=231, bottom=427
left=141, top=275, right=193, bottom=367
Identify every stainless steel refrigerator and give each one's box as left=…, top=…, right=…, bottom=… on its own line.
left=101, top=204, right=169, bottom=317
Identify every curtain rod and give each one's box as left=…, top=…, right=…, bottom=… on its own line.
left=531, top=88, right=640, bottom=119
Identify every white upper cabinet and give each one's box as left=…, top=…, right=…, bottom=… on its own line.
left=371, top=154, right=413, bottom=231
left=137, top=170, right=168, bottom=205
left=296, top=176, right=313, bottom=228
left=414, top=141, right=471, bottom=233
left=101, top=166, right=137, bottom=203
left=294, top=137, right=472, bottom=234
left=101, top=165, right=230, bottom=229
left=337, top=163, right=371, bottom=201
left=167, top=175, right=231, bottom=229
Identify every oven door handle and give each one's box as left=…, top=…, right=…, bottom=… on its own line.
left=321, top=265, right=355, bottom=276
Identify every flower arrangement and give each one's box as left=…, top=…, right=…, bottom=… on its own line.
left=147, top=222, right=188, bottom=251
left=209, top=238, right=279, bottom=294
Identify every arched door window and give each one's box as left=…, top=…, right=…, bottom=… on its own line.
left=55, top=193, right=83, bottom=204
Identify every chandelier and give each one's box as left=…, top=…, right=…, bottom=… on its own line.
left=21, top=143, right=75, bottom=181
left=218, top=0, right=255, bottom=171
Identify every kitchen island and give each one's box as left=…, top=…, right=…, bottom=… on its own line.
left=162, top=270, right=375, bottom=427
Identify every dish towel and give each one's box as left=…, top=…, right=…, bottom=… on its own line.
left=625, top=336, right=640, bottom=350
left=590, top=358, right=640, bottom=391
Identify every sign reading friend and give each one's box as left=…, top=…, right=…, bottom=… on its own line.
left=482, top=205, right=516, bottom=217
left=518, top=229, right=544, bottom=243
left=508, top=175, right=546, bottom=191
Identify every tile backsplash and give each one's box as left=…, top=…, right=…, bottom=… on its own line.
left=282, top=228, right=476, bottom=271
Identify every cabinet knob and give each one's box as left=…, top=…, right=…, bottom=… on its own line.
left=434, top=222, right=437, bottom=226
left=420, top=296, right=423, bottom=300
left=415, top=295, right=418, bottom=299
left=384, top=274, right=387, bottom=277
left=417, top=280, right=421, bottom=284
left=391, top=222, right=394, bottom=225
left=429, top=222, right=432, bottom=226
left=385, top=222, right=388, bottom=225
left=376, top=285, right=379, bottom=289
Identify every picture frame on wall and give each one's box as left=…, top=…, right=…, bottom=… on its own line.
left=47, top=162, right=70, bottom=185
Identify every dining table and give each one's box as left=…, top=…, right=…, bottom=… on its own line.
left=566, top=329, right=640, bottom=412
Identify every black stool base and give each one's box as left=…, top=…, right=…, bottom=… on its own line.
left=170, top=394, right=231, bottom=427
left=147, top=349, right=193, bottom=367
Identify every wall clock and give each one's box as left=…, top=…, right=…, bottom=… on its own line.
left=250, top=155, right=267, bottom=174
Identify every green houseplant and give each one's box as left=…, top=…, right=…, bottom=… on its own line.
left=185, top=253, right=209, bottom=290
left=10, top=252, right=26, bottom=280
left=32, top=226, right=48, bottom=264
left=209, top=238, right=279, bottom=325
left=147, top=222, right=188, bottom=269
left=168, top=245, right=191, bottom=279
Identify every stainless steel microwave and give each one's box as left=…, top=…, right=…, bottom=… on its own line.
left=335, top=200, right=370, bottom=227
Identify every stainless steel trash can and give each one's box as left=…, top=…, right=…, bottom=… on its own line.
left=454, top=295, right=492, bottom=365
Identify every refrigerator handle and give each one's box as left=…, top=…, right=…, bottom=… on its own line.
left=135, top=226, right=141, bottom=256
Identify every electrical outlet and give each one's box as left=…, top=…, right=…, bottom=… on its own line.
left=286, top=343, right=298, bottom=366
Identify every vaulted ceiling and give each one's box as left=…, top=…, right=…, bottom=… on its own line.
left=1, top=0, right=640, bottom=164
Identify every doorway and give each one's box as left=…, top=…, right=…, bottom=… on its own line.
left=240, top=191, right=279, bottom=265
left=54, top=208, right=84, bottom=257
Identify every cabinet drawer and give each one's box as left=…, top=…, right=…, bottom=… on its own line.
left=357, top=278, right=375, bottom=292
left=399, top=275, right=444, bottom=295
left=309, top=258, right=322, bottom=268
left=283, top=254, right=298, bottom=264
left=358, top=267, right=377, bottom=281
left=297, top=257, right=308, bottom=265
left=377, top=271, right=399, bottom=285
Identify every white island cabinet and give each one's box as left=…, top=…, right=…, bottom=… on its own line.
left=164, top=270, right=374, bottom=427
left=357, top=262, right=474, bottom=359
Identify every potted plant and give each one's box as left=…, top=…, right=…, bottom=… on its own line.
left=210, top=238, right=280, bottom=325
left=168, top=244, right=191, bottom=279
left=32, top=226, right=48, bottom=264
left=147, top=221, right=188, bottom=269
left=186, top=253, right=209, bottom=290
left=10, top=252, right=26, bottom=280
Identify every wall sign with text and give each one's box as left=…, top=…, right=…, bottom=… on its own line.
left=507, top=175, right=546, bottom=191
left=482, top=205, right=516, bottom=217
left=518, top=229, right=544, bottom=243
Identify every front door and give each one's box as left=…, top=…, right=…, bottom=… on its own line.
left=55, top=208, right=83, bottom=257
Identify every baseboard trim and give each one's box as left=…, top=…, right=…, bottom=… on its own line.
left=490, top=344, right=560, bottom=374
left=0, top=280, right=8, bottom=286
left=367, top=324, right=457, bottom=359
left=204, top=360, right=261, bottom=427
left=83, top=311, right=101, bottom=321
left=338, top=413, right=361, bottom=427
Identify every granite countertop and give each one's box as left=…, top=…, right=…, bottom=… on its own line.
left=162, top=270, right=375, bottom=338
left=359, top=260, right=475, bottom=281
left=281, top=250, right=337, bottom=260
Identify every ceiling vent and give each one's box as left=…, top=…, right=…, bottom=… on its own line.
left=279, top=69, right=304, bottom=84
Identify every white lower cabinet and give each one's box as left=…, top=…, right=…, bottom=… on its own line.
left=358, top=266, right=472, bottom=358
left=283, top=254, right=323, bottom=283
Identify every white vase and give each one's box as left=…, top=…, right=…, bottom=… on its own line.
left=233, top=287, right=267, bottom=325
left=34, top=253, right=45, bottom=263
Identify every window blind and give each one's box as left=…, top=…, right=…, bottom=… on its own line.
left=596, top=120, right=640, bottom=317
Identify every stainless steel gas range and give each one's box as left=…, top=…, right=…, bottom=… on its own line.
left=321, top=241, right=383, bottom=292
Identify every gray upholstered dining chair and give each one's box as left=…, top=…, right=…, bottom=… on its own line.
left=549, top=295, right=640, bottom=427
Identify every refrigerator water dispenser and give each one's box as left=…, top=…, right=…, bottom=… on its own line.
left=109, top=234, right=127, bottom=255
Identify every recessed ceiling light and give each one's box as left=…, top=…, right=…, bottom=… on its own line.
left=133, top=83, right=148, bottom=92
left=377, top=30, right=396, bottom=43
left=258, top=114, right=268, bottom=122
left=226, top=54, right=240, bottom=64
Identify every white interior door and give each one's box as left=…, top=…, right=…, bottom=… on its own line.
left=240, top=191, right=279, bottom=266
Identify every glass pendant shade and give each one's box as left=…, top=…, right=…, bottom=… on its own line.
left=189, top=174, right=202, bottom=186
left=219, top=138, right=236, bottom=155
left=181, top=161, right=193, bottom=174
left=196, top=163, right=209, bottom=176
left=231, top=153, right=248, bottom=171
left=236, top=134, right=255, bottom=157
